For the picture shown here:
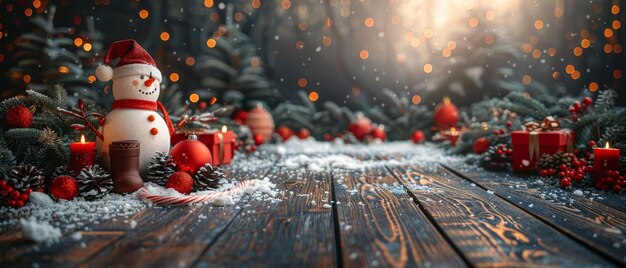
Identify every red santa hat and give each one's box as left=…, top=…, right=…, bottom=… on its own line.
left=95, top=39, right=162, bottom=82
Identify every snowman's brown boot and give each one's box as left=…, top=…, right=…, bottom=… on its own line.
left=109, top=140, right=144, bottom=193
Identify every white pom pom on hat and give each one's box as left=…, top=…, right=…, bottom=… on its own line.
left=96, top=65, right=113, bottom=82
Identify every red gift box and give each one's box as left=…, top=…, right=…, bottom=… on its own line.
left=511, top=129, right=574, bottom=171
left=171, top=128, right=237, bottom=166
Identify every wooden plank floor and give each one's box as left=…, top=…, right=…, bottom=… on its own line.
left=1, top=147, right=625, bottom=268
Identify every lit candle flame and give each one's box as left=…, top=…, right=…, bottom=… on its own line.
left=221, top=125, right=227, bottom=133
left=450, top=127, right=457, bottom=134
left=80, top=134, right=86, bottom=143
left=606, top=141, right=610, bottom=149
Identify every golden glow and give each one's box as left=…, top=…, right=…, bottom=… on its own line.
left=74, top=38, right=83, bottom=47
left=185, top=57, right=195, bottom=66
left=80, top=134, right=86, bottom=143
left=547, top=48, right=557, bottom=56
left=604, top=28, right=613, bottom=38
left=308, top=91, right=319, bottom=102
left=359, top=50, right=369, bottom=60
left=210, top=96, right=218, bottom=105
left=58, top=66, right=70, bottom=74
left=25, top=8, right=33, bottom=17
left=571, top=71, right=581, bottom=80
left=83, top=43, right=92, bottom=52
left=606, top=141, right=610, bottom=148
left=298, top=78, right=307, bottom=88
left=250, top=57, right=260, bottom=68
left=88, top=75, right=96, bottom=84
left=611, top=5, right=620, bottom=15
left=534, top=20, right=544, bottom=30
left=206, top=38, right=216, bottom=48
left=450, top=127, right=457, bottom=134
left=160, top=32, right=170, bottom=41
left=23, top=74, right=31, bottom=83
left=222, top=125, right=227, bottom=133
left=204, top=0, right=213, bottom=8
left=522, top=75, right=532, bottom=85
left=139, top=9, right=149, bottom=19
left=469, top=18, right=478, bottom=28
left=322, top=36, right=332, bottom=46
left=33, top=0, right=41, bottom=8
left=565, top=64, right=575, bottom=74
left=251, top=0, right=261, bottom=9
left=296, top=40, right=305, bottom=49
left=573, top=47, right=583, bottom=56
left=169, top=73, right=179, bottom=82
left=581, top=39, right=590, bottom=48
left=364, top=18, right=375, bottom=28
left=614, top=69, right=622, bottom=79
left=281, top=0, right=291, bottom=9
left=613, top=20, right=621, bottom=29
left=423, top=64, right=433, bottom=73
left=589, top=82, right=598, bottom=92
left=189, top=93, right=200, bottom=103
left=411, top=95, right=421, bottom=105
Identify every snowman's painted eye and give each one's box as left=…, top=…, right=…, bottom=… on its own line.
left=140, top=75, right=145, bottom=79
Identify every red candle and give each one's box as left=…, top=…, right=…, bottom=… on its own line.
left=594, top=142, right=621, bottom=178
left=70, top=134, right=96, bottom=175
left=443, top=127, right=461, bottom=147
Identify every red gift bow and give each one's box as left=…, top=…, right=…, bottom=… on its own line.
left=523, top=116, right=573, bottom=162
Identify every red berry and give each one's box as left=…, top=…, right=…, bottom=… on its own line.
left=49, top=176, right=79, bottom=200
left=15, top=200, right=24, bottom=207
left=296, top=128, right=311, bottom=140
left=20, top=193, right=29, bottom=201
left=165, top=171, right=194, bottom=194
left=559, top=164, right=569, bottom=172
left=573, top=101, right=581, bottom=110
left=579, top=159, right=587, bottom=166
left=587, top=141, right=596, bottom=148
left=586, top=165, right=594, bottom=172
left=506, top=121, right=512, bottom=127
left=540, top=170, right=548, bottom=177
left=574, top=173, right=585, bottom=182
left=25, top=188, right=32, bottom=194
left=561, top=178, right=572, bottom=188
left=493, top=130, right=500, bottom=135
left=547, top=168, right=555, bottom=175
left=6, top=186, right=14, bottom=193
left=613, top=185, right=622, bottom=193
left=558, top=172, right=566, bottom=178
left=198, top=102, right=207, bottom=110
left=582, top=97, right=593, bottom=106
left=572, top=161, right=580, bottom=168
left=253, top=134, right=264, bottom=146
left=8, top=200, right=15, bottom=207
left=276, top=126, right=294, bottom=142
left=506, top=149, right=513, bottom=155
left=496, top=149, right=504, bottom=155
left=369, top=127, right=387, bottom=141
left=11, top=191, right=20, bottom=200
left=569, top=107, right=576, bottom=114
left=0, top=180, right=6, bottom=189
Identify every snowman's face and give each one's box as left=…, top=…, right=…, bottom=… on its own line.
left=112, top=74, right=160, bottom=101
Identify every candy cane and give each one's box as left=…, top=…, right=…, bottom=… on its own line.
left=137, top=179, right=258, bottom=205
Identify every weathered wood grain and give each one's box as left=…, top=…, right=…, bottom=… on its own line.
left=388, top=164, right=614, bottom=267
left=444, top=165, right=626, bottom=265
left=332, top=166, right=467, bottom=267
left=194, top=167, right=336, bottom=268
left=76, top=156, right=279, bottom=267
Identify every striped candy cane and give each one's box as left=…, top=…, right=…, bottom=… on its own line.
left=137, top=179, right=258, bottom=205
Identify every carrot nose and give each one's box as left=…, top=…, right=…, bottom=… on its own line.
left=144, top=77, right=157, bottom=87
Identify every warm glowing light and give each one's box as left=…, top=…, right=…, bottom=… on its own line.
left=391, top=15, right=400, bottom=25
left=25, top=8, right=33, bottom=16
left=221, top=126, right=227, bottom=133
left=615, top=44, right=623, bottom=54
left=322, top=36, right=332, bottom=46
left=308, top=91, right=319, bottom=102
left=83, top=43, right=92, bottom=51
left=552, top=71, right=560, bottom=79
left=359, top=50, right=369, bottom=60
left=251, top=0, right=261, bottom=9
left=554, top=8, right=564, bottom=17
left=58, top=66, right=70, bottom=74
left=88, top=75, right=96, bottom=84
left=23, top=75, right=31, bottom=83
left=206, top=38, right=216, bottom=48
left=565, top=64, right=575, bottom=74
left=604, top=28, right=613, bottom=38
left=573, top=47, right=583, bottom=56
left=522, top=43, right=533, bottom=53
left=210, top=97, right=218, bottom=105
left=234, top=12, right=244, bottom=22
left=74, top=38, right=83, bottom=47
left=296, top=40, right=305, bottom=49
left=450, top=127, right=457, bottom=134
left=447, top=41, right=456, bottom=50
left=614, top=69, right=622, bottom=79
left=411, top=95, right=421, bottom=105
left=469, top=18, right=478, bottom=28
left=604, top=44, right=613, bottom=53
left=611, top=5, right=620, bottom=15
left=364, top=18, right=375, bottom=28
left=189, top=93, right=200, bottom=103
left=486, top=10, right=495, bottom=21
left=484, top=35, right=494, bottom=45
left=532, top=49, right=541, bottom=59
left=534, top=20, right=544, bottom=30
left=250, top=57, right=260, bottom=68
left=170, top=73, right=179, bottom=82
left=33, top=0, right=41, bottom=8
left=80, top=134, right=86, bottom=143
left=613, top=20, right=621, bottom=29
left=522, top=75, right=532, bottom=85
left=139, top=9, right=149, bottom=19
left=160, top=32, right=170, bottom=41
left=589, top=82, right=599, bottom=92
left=581, top=39, right=590, bottom=48
left=423, top=64, right=433, bottom=73
left=547, top=48, right=557, bottom=56
left=605, top=142, right=611, bottom=149
left=281, top=0, right=291, bottom=9
left=297, top=78, right=307, bottom=88
left=442, top=48, right=451, bottom=57
left=185, top=57, right=195, bottom=66
left=298, top=22, right=308, bottom=31
left=571, top=71, right=581, bottom=80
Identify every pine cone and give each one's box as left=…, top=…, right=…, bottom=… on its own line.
left=7, top=164, right=45, bottom=192
left=147, top=152, right=177, bottom=186
left=76, top=164, right=113, bottom=201
left=481, top=144, right=511, bottom=170
left=536, top=151, right=574, bottom=170
left=194, top=163, right=226, bottom=190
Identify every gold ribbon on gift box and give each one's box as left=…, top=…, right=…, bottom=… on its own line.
left=524, top=116, right=574, bottom=162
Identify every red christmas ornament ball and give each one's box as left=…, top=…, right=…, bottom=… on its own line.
left=166, top=171, right=194, bottom=194
left=370, top=127, right=386, bottom=141
left=411, top=130, right=425, bottom=144
left=297, top=128, right=311, bottom=139
left=348, top=114, right=373, bottom=141
left=233, top=110, right=249, bottom=124
left=434, top=98, right=459, bottom=128
left=245, top=106, right=275, bottom=141
left=49, top=176, right=79, bottom=200
left=276, top=126, right=294, bottom=141
left=170, top=134, right=213, bottom=174
left=5, top=105, right=33, bottom=128
left=473, top=137, right=491, bottom=154
left=253, top=133, right=265, bottom=145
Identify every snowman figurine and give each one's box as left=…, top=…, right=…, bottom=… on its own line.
left=95, top=39, right=174, bottom=176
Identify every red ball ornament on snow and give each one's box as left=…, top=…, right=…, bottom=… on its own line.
left=5, top=105, right=33, bottom=128
left=434, top=97, right=459, bottom=128
left=411, top=130, right=425, bottom=144
left=166, top=171, right=194, bottom=194
left=245, top=105, right=275, bottom=142
left=49, top=176, right=79, bottom=200
left=473, top=137, right=491, bottom=154
left=253, top=133, right=265, bottom=145
left=297, top=128, right=311, bottom=140
left=348, top=113, right=373, bottom=141
left=170, top=134, right=212, bottom=174
left=276, top=126, right=294, bottom=141
left=370, top=126, right=386, bottom=141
